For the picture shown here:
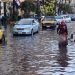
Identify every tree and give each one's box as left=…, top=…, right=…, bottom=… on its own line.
left=40, top=0, right=57, bottom=16
left=58, top=2, right=73, bottom=14
left=20, top=0, right=36, bottom=17
left=62, top=4, right=73, bottom=14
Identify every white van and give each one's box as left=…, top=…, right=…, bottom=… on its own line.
left=61, top=15, right=71, bottom=23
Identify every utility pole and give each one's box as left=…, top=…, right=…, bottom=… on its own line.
left=4, top=2, right=6, bottom=17
left=13, top=0, right=15, bottom=20
left=2, top=0, right=7, bottom=29
left=36, top=0, right=40, bottom=17
left=0, top=1, right=1, bottom=15
left=42, top=0, right=44, bottom=5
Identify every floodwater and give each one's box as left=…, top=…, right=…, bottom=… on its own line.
left=0, top=22, right=75, bottom=75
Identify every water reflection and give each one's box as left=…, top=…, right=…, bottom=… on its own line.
left=57, top=45, right=69, bottom=67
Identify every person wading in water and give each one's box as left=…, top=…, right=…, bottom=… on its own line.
left=57, top=20, right=68, bottom=47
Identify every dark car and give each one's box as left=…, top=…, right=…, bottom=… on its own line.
left=68, top=14, right=75, bottom=21
left=71, top=16, right=75, bottom=21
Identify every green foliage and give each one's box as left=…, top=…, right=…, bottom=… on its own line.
left=12, top=11, right=18, bottom=21
left=40, top=0, right=57, bottom=16
left=62, top=4, right=72, bottom=14
left=20, top=1, right=35, bottom=17
left=20, top=0, right=58, bottom=16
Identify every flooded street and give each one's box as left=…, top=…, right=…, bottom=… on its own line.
left=0, top=22, right=75, bottom=75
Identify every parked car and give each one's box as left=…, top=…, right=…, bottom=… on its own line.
left=55, top=16, right=63, bottom=25
left=70, top=31, right=75, bottom=42
left=68, top=14, right=75, bottom=21
left=71, top=16, right=75, bottom=21
left=13, top=18, right=40, bottom=35
left=41, top=16, right=56, bottom=30
left=30, top=14, right=41, bottom=22
left=0, top=26, right=5, bottom=43
left=60, top=15, right=71, bottom=23
left=70, top=14, right=75, bottom=21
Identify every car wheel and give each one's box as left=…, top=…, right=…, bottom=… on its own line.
left=13, top=33, right=16, bottom=36
left=42, top=26, right=46, bottom=30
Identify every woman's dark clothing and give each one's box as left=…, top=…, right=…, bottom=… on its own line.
left=57, top=23, right=68, bottom=46
left=57, top=24, right=68, bottom=35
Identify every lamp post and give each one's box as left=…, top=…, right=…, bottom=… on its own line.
left=2, top=0, right=8, bottom=28
left=4, top=2, right=6, bottom=17
left=0, top=0, right=1, bottom=15
left=42, top=0, right=44, bottom=5
left=12, top=0, right=15, bottom=20
left=12, top=0, right=23, bottom=20
left=36, top=0, right=40, bottom=17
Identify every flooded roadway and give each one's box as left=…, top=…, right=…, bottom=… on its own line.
left=0, top=22, right=75, bottom=75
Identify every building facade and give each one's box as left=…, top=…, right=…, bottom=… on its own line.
left=0, top=0, right=23, bottom=16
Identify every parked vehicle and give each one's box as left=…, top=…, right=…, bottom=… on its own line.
left=41, top=16, right=56, bottom=30
left=0, top=26, right=5, bottom=43
left=70, top=31, right=75, bottom=42
left=30, top=14, right=41, bottom=22
left=68, top=14, right=75, bottom=21
left=60, top=15, right=71, bottom=23
left=71, top=16, right=75, bottom=21
left=13, top=18, right=40, bottom=35
left=55, top=16, right=63, bottom=25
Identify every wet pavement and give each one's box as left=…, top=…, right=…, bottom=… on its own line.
left=0, top=22, right=75, bottom=75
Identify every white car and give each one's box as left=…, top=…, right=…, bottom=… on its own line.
left=55, top=16, right=63, bottom=25
left=13, top=18, right=40, bottom=35
left=61, top=15, right=71, bottom=23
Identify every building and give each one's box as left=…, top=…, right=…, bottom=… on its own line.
left=0, top=0, right=10, bottom=16
left=0, top=0, right=23, bottom=16
left=0, top=2, right=4, bottom=16
left=70, top=0, right=75, bottom=13
left=57, top=0, right=75, bottom=13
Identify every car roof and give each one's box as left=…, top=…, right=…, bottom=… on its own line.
left=55, top=16, right=62, bottom=18
left=55, top=15, right=62, bottom=17
left=45, top=16, right=55, bottom=18
left=20, top=18, right=35, bottom=21
left=60, top=14, right=69, bottom=17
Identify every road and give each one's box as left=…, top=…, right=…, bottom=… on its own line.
left=0, top=21, right=75, bottom=75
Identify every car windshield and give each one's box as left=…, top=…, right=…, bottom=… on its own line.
left=44, top=16, right=55, bottom=21
left=55, top=16, right=62, bottom=19
left=17, top=19, right=33, bottom=25
left=63, top=16, right=69, bottom=18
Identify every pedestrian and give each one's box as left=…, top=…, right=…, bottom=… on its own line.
left=57, top=20, right=68, bottom=47
left=1, top=16, right=7, bottom=29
